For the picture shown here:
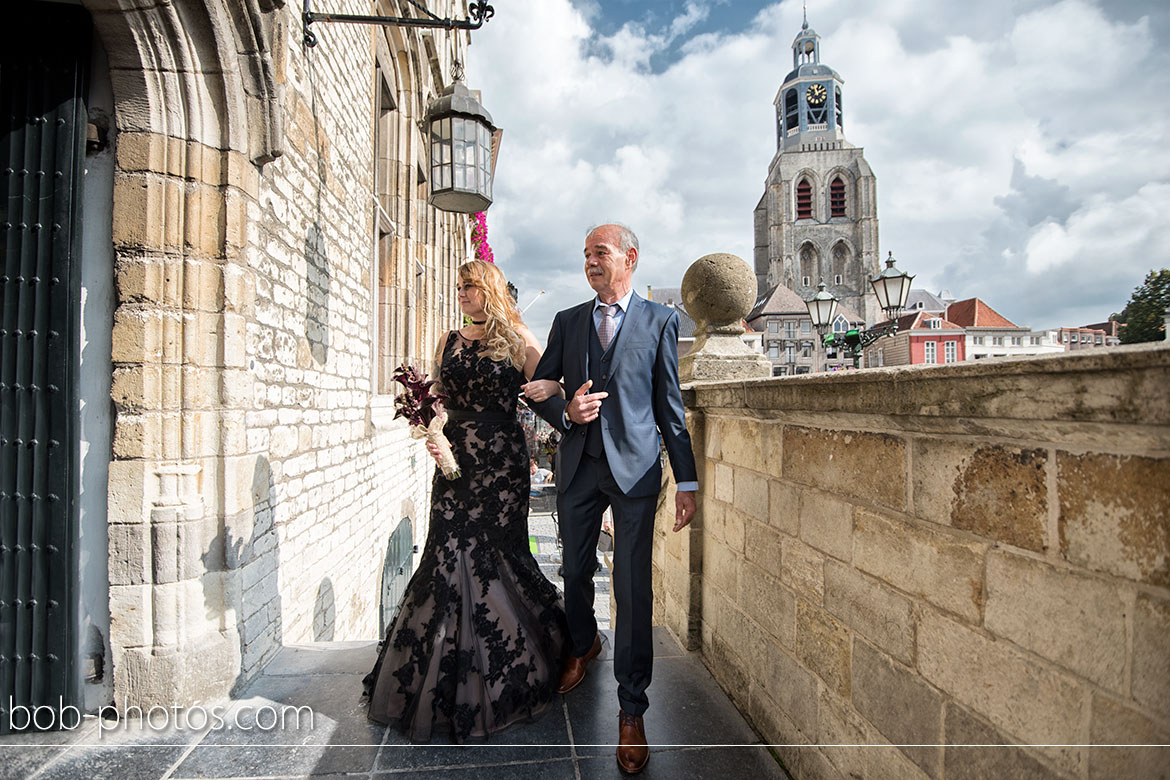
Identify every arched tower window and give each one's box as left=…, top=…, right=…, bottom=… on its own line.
left=835, top=86, right=843, bottom=129
left=796, top=179, right=813, bottom=220
left=799, top=244, right=818, bottom=286
left=830, top=177, right=846, bottom=218
left=784, top=89, right=798, bottom=135
left=831, top=243, right=849, bottom=286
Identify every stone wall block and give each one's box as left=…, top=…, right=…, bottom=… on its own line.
left=714, top=462, right=734, bottom=503
left=719, top=416, right=763, bottom=469
left=705, top=538, right=739, bottom=599
left=114, top=131, right=166, bottom=174
left=762, top=421, right=783, bottom=479
left=150, top=517, right=179, bottom=584
left=721, top=505, right=747, bottom=554
left=944, top=702, right=1065, bottom=780
left=852, top=639, right=942, bottom=778
left=781, top=536, right=825, bottom=603
left=800, top=489, right=853, bottom=561
left=744, top=519, right=783, bottom=572
left=918, top=608, right=1086, bottom=774
left=115, top=256, right=164, bottom=303
left=1058, top=451, right=1170, bottom=588
left=111, top=307, right=161, bottom=364
left=824, top=560, right=914, bottom=665
left=223, top=312, right=247, bottom=368
left=763, top=648, right=819, bottom=737
left=108, top=584, right=152, bottom=649
left=111, top=173, right=163, bottom=249
left=1088, top=693, right=1170, bottom=780
left=738, top=561, right=796, bottom=649
left=733, top=468, right=769, bottom=522
left=108, top=522, right=149, bottom=586
left=768, top=479, right=801, bottom=535
left=796, top=599, right=852, bottom=699
left=817, top=688, right=870, bottom=780
left=112, top=365, right=161, bottom=411
left=854, top=510, right=986, bottom=624
left=985, top=551, right=1127, bottom=693
left=913, top=438, right=1047, bottom=551
left=1132, top=593, right=1170, bottom=721
left=782, top=426, right=907, bottom=511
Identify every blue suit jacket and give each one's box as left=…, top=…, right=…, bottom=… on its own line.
left=530, top=292, right=698, bottom=498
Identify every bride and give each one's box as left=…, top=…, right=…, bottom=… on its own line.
left=362, top=260, right=568, bottom=741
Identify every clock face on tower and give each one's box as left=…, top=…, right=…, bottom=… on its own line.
left=806, top=83, right=827, bottom=107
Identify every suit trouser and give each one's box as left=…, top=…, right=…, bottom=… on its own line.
left=557, top=452, right=657, bottom=717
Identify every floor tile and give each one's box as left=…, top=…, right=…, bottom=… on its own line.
left=578, top=745, right=791, bottom=779
left=263, top=641, right=380, bottom=677
left=373, top=756, right=578, bottom=778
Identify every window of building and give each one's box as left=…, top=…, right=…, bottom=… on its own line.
left=773, top=365, right=787, bottom=377
left=944, top=341, right=957, bottom=363
left=768, top=343, right=780, bottom=358
left=1010, top=336, right=1022, bottom=346
left=1095, top=336, right=1103, bottom=345
left=801, top=345, right=811, bottom=359
left=973, top=336, right=984, bottom=345
left=832, top=314, right=848, bottom=333
left=785, top=345, right=796, bottom=363
left=834, top=85, right=843, bottom=128
left=833, top=274, right=842, bottom=284
left=928, top=318, right=942, bottom=329
left=924, top=341, right=937, bottom=363
left=801, top=321, right=811, bottom=334
left=785, top=321, right=795, bottom=339
left=1030, top=336, right=1040, bottom=345
left=784, top=88, right=799, bottom=135
left=768, top=320, right=779, bottom=333
left=796, top=179, right=813, bottom=220
left=830, top=177, right=846, bottom=217
left=876, top=347, right=883, bottom=367
left=992, top=336, right=1004, bottom=346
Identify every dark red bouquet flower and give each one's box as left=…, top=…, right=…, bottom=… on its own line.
left=392, top=363, right=460, bottom=479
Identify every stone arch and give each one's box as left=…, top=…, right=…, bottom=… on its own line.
left=798, top=241, right=820, bottom=287
left=79, top=0, right=287, bottom=709
left=793, top=169, right=820, bottom=221
left=830, top=239, right=853, bottom=286
left=825, top=166, right=853, bottom=219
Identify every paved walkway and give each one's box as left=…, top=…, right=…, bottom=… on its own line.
left=1, top=511, right=791, bottom=780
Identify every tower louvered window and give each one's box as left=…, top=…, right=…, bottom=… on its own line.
left=796, top=179, right=812, bottom=220
left=835, top=86, right=843, bottom=128
left=784, top=89, right=798, bottom=135
left=830, top=177, right=846, bottom=217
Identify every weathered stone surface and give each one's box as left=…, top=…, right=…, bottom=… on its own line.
left=745, top=520, right=784, bottom=572
left=852, top=640, right=942, bottom=778
left=738, top=562, right=796, bottom=648
left=783, top=426, right=907, bottom=511
left=824, top=560, right=914, bottom=665
left=715, top=462, right=734, bottom=503
left=796, top=600, right=851, bottom=698
left=818, top=689, right=869, bottom=780
left=781, top=536, right=825, bottom=602
left=761, top=649, right=819, bottom=736
left=1089, top=692, right=1170, bottom=780
left=681, top=252, right=757, bottom=327
left=762, top=421, right=784, bottom=480
left=769, top=478, right=801, bottom=535
left=734, top=468, right=770, bottom=522
left=866, top=745, right=933, bottom=780
left=800, top=489, right=853, bottom=561
left=918, top=609, right=1086, bottom=774
left=913, top=438, right=1048, bottom=551
left=944, top=702, right=1064, bottom=780
left=717, top=416, right=763, bottom=470
left=985, top=551, right=1127, bottom=692
left=705, top=538, right=739, bottom=599
left=1058, top=451, right=1170, bottom=588
left=1132, top=593, right=1170, bottom=721
left=854, top=510, right=986, bottom=623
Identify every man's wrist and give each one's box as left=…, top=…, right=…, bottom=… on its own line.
left=677, top=481, right=698, bottom=492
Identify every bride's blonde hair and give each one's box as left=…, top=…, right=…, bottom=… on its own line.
left=459, top=260, right=526, bottom=371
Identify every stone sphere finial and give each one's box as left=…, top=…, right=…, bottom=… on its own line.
left=681, top=253, right=757, bottom=334
left=677, top=253, right=771, bottom=382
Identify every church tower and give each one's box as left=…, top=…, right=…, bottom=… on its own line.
left=753, top=14, right=881, bottom=324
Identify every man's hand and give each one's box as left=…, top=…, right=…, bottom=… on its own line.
left=566, top=380, right=609, bottom=425
left=673, top=491, right=697, bottom=532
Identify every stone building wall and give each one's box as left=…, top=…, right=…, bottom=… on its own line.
left=654, top=343, right=1170, bottom=780
left=90, top=0, right=471, bottom=708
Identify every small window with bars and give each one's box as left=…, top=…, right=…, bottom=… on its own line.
left=796, top=179, right=812, bottom=220
left=830, top=177, right=846, bottom=217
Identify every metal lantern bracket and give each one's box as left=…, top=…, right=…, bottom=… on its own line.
left=302, top=0, right=494, bottom=47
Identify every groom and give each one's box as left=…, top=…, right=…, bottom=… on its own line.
left=527, top=223, right=697, bottom=774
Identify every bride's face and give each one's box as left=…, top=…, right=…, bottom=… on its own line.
left=456, top=279, right=486, bottom=319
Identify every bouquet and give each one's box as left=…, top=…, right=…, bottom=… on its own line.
left=392, top=364, right=460, bottom=479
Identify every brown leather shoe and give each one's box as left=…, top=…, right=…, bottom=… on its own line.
left=617, top=710, right=649, bottom=774
left=556, top=633, right=602, bottom=694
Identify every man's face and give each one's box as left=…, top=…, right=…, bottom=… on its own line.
left=583, top=226, right=635, bottom=300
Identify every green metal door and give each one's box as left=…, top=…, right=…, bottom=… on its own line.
left=1, top=1, right=90, bottom=733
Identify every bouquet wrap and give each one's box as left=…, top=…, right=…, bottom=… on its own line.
left=411, top=411, right=460, bottom=479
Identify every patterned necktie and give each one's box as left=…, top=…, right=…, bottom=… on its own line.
left=598, top=304, right=616, bottom=351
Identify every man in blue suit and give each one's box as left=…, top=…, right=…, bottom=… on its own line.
left=524, top=224, right=697, bottom=774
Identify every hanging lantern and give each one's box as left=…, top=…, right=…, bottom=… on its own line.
left=425, top=77, right=495, bottom=213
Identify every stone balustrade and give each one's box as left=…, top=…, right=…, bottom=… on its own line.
left=653, top=342, right=1170, bottom=780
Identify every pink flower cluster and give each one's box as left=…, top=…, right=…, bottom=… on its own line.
left=471, top=211, right=494, bottom=264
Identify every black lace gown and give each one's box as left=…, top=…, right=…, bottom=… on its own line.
left=363, top=332, right=569, bottom=741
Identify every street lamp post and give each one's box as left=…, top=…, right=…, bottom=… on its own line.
left=805, top=252, right=914, bottom=369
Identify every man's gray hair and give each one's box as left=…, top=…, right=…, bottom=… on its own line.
left=587, top=223, right=640, bottom=270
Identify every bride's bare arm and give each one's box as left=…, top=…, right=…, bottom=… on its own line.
left=517, top=324, right=563, bottom=402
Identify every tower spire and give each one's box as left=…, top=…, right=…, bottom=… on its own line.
left=802, top=1, right=808, bottom=30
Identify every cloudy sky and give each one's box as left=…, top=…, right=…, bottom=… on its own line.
left=466, top=0, right=1170, bottom=338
